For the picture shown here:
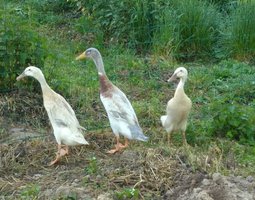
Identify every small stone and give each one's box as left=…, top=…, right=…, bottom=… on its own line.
left=54, top=185, right=91, bottom=199
left=33, top=174, right=42, bottom=180
left=71, top=182, right=78, bottom=187
left=246, top=176, right=254, bottom=183
left=10, top=127, right=25, bottom=133
left=165, top=190, right=174, bottom=195
left=39, top=189, right=53, bottom=198
left=55, top=186, right=71, bottom=196
left=97, top=192, right=112, bottom=200
left=96, top=175, right=102, bottom=179
left=212, top=173, right=222, bottom=184
left=73, top=179, right=79, bottom=183
left=196, top=190, right=214, bottom=200
left=202, top=179, right=210, bottom=186
left=193, top=187, right=202, bottom=193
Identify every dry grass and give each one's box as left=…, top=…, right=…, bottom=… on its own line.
left=0, top=126, right=253, bottom=199
left=0, top=130, right=190, bottom=199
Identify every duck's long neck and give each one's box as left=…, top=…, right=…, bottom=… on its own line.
left=36, top=74, right=52, bottom=95
left=92, top=52, right=113, bottom=93
left=93, top=55, right=106, bottom=75
left=174, top=78, right=186, bottom=97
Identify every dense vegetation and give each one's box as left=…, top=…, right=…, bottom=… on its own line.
left=1, top=0, right=255, bottom=182
left=0, top=5, right=47, bottom=91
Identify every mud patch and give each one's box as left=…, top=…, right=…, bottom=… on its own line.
left=165, top=172, right=255, bottom=200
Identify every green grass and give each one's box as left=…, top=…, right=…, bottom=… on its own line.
left=222, top=1, right=255, bottom=61
left=153, top=0, right=221, bottom=60
left=20, top=184, right=40, bottom=199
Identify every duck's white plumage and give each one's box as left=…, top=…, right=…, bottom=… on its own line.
left=76, top=48, right=148, bottom=153
left=161, top=67, right=192, bottom=144
left=44, top=90, right=88, bottom=146
left=17, top=66, right=88, bottom=165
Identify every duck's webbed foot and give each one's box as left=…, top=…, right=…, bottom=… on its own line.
left=119, top=138, right=129, bottom=149
left=107, top=136, right=129, bottom=154
left=48, top=144, right=69, bottom=166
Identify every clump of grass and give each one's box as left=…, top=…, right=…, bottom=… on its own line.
left=115, top=188, right=139, bottom=200
left=69, top=0, right=164, bottom=52
left=221, top=1, right=255, bottom=61
left=84, top=156, right=98, bottom=174
left=20, top=184, right=40, bottom=199
left=153, top=0, right=221, bottom=60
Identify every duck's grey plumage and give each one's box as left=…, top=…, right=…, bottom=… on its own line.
left=77, top=48, right=148, bottom=144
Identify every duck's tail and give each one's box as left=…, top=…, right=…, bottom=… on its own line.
left=160, top=115, right=167, bottom=127
left=136, top=133, right=149, bottom=142
left=78, top=125, right=87, bottom=131
left=80, top=138, right=89, bottom=145
left=77, top=126, right=89, bottom=144
left=130, top=125, right=149, bottom=142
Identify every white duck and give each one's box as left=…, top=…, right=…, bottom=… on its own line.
left=161, top=67, right=192, bottom=145
left=17, top=66, right=88, bottom=165
left=76, top=48, right=148, bottom=154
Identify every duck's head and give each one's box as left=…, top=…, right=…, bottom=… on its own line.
left=168, top=67, right=188, bottom=82
left=16, top=66, right=43, bottom=81
left=76, top=47, right=106, bottom=75
left=76, top=47, right=101, bottom=61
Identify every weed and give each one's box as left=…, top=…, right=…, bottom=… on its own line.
left=20, top=184, right=40, bottom=199
left=210, top=102, right=255, bottom=144
left=85, top=156, right=98, bottom=174
left=114, top=188, right=139, bottom=200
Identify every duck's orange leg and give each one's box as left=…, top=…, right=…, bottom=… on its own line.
left=49, top=144, right=69, bottom=166
left=107, top=136, right=127, bottom=154
left=119, top=138, right=129, bottom=149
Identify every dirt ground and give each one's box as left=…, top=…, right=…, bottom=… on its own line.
left=0, top=127, right=255, bottom=200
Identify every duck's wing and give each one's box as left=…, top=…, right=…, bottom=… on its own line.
left=47, top=94, right=85, bottom=131
left=100, top=87, right=148, bottom=141
left=101, top=88, right=138, bottom=124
